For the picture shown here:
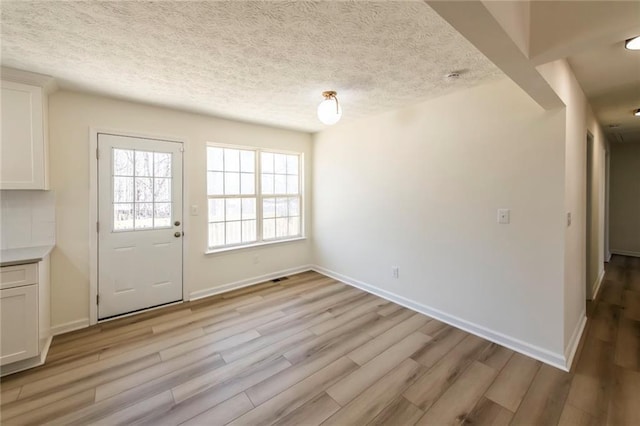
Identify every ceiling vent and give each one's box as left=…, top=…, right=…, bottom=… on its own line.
left=614, top=133, right=625, bottom=143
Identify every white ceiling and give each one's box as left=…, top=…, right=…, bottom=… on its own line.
left=0, top=1, right=503, bottom=133
left=568, top=39, right=640, bottom=144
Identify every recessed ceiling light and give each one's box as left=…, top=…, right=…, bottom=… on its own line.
left=634, top=108, right=640, bottom=117
left=625, top=36, right=640, bottom=50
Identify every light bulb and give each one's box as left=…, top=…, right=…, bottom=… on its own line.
left=317, top=93, right=342, bottom=125
left=625, top=36, right=640, bottom=50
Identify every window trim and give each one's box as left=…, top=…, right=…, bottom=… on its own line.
left=206, top=143, right=304, bottom=252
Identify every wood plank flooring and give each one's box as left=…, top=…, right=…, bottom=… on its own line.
left=1, top=256, right=639, bottom=425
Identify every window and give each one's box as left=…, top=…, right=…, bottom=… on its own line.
left=112, top=148, right=172, bottom=231
left=207, top=145, right=302, bottom=250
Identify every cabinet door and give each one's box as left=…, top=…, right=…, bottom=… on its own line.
left=0, top=80, right=45, bottom=189
left=0, top=285, right=39, bottom=365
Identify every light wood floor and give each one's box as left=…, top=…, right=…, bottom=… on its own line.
left=1, top=256, right=639, bottom=425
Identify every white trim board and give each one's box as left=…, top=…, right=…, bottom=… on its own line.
left=50, top=318, right=90, bottom=336
left=189, top=265, right=313, bottom=301
left=564, top=311, right=587, bottom=371
left=591, top=269, right=606, bottom=301
left=311, top=264, right=570, bottom=371
left=610, top=250, right=640, bottom=258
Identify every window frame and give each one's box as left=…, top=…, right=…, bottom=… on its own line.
left=206, top=142, right=304, bottom=253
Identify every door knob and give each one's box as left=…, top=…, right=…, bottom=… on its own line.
left=174, top=221, right=181, bottom=226
left=174, top=232, right=181, bottom=238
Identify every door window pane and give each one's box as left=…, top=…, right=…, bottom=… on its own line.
left=113, top=149, right=134, bottom=175
left=114, top=204, right=134, bottom=231
left=154, top=152, right=172, bottom=177
left=135, top=203, right=154, bottom=229
left=154, top=203, right=172, bottom=228
left=135, top=151, right=153, bottom=177
left=135, top=178, right=153, bottom=202
left=114, top=177, right=133, bottom=203
left=154, top=178, right=171, bottom=202
left=112, top=148, right=175, bottom=232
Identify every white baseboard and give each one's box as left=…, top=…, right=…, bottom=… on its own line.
left=605, top=252, right=612, bottom=263
left=311, top=264, right=569, bottom=371
left=591, top=269, right=606, bottom=301
left=564, top=311, right=587, bottom=371
left=189, top=264, right=313, bottom=301
left=50, top=318, right=90, bottom=336
left=611, top=249, right=640, bottom=258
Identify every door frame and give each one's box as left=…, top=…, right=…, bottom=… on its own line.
left=89, top=127, right=188, bottom=325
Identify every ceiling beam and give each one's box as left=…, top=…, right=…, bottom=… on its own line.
left=425, top=0, right=564, bottom=110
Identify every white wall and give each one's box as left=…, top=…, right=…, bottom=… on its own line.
left=48, top=91, right=313, bottom=329
left=537, top=59, right=607, bottom=353
left=313, top=78, right=568, bottom=363
left=610, top=143, right=640, bottom=256
left=0, top=190, right=56, bottom=249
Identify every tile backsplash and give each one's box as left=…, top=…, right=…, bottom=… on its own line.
left=1, top=190, right=56, bottom=249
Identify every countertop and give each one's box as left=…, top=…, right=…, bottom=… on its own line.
left=0, top=245, right=55, bottom=267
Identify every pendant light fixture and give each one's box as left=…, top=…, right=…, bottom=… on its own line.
left=317, top=91, right=342, bottom=125
left=625, top=35, right=640, bottom=50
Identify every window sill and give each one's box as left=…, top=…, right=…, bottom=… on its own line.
left=205, top=237, right=307, bottom=256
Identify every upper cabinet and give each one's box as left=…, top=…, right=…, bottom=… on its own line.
left=1, top=68, right=56, bottom=190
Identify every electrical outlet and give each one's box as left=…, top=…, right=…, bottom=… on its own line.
left=190, top=204, right=199, bottom=216
left=497, top=208, right=510, bottom=224
left=392, top=267, right=399, bottom=279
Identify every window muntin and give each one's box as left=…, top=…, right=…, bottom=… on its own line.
left=112, top=149, right=172, bottom=231
left=207, top=146, right=302, bottom=250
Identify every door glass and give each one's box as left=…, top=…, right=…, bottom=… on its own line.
left=112, top=148, right=173, bottom=231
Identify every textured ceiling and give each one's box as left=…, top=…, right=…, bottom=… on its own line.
left=1, top=1, right=503, bottom=132
left=568, top=40, right=640, bottom=144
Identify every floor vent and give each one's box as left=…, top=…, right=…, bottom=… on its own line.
left=271, top=277, right=289, bottom=283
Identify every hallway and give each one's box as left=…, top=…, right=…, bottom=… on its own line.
left=566, top=255, right=640, bottom=424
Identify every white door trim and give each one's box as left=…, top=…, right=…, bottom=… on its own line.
left=89, top=127, right=188, bottom=325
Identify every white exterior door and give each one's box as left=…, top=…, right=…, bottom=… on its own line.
left=98, top=133, right=183, bottom=319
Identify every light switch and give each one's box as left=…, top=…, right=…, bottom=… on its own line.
left=497, top=209, right=510, bottom=224
left=190, top=204, right=199, bottom=216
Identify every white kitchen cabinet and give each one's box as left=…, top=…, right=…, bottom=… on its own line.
left=0, top=284, right=39, bottom=365
left=0, top=256, right=51, bottom=375
left=1, top=68, right=55, bottom=190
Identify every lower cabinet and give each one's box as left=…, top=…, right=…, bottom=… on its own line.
left=0, top=284, right=39, bottom=365
left=0, top=261, right=42, bottom=368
